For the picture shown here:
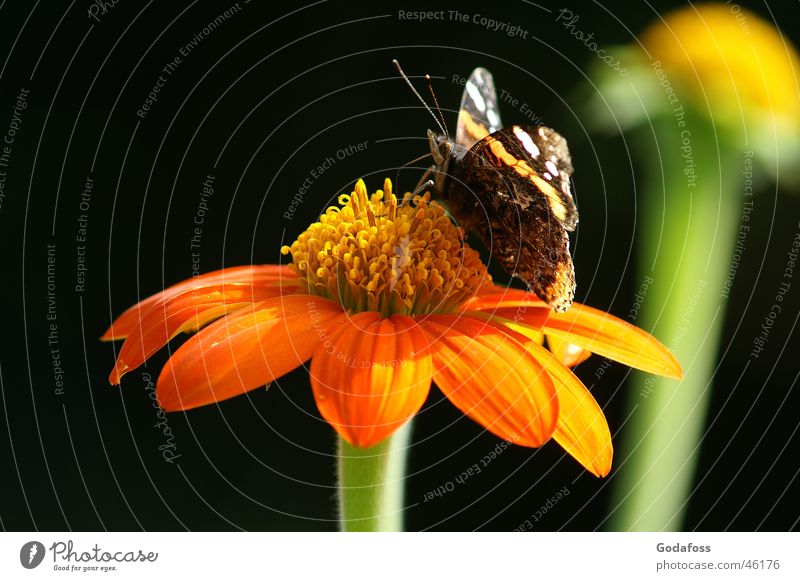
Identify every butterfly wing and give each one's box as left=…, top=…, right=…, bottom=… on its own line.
left=447, top=125, right=578, bottom=311
left=455, top=68, right=503, bottom=152
left=498, top=125, right=577, bottom=231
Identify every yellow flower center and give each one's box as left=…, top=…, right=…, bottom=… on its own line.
left=281, top=179, right=490, bottom=316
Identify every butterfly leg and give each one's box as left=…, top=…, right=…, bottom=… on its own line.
left=414, top=165, right=436, bottom=195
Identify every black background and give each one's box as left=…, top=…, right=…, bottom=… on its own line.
left=0, top=0, right=798, bottom=531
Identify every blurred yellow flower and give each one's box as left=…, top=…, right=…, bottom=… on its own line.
left=584, top=2, right=800, bottom=531
left=643, top=3, right=800, bottom=128
left=588, top=3, right=800, bottom=179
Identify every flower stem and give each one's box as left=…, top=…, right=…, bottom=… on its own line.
left=610, top=113, right=742, bottom=530
left=337, top=421, right=412, bottom=532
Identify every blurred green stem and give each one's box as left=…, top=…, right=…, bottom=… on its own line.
left=337, top=421, right=412, bottom=531
left=611, top=113, right=742, bottom=530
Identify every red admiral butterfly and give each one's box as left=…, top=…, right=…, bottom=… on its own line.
left=395, top=61, right=578, bottom=312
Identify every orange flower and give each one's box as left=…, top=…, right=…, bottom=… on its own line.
left=103, top=179, right=681, bottom=477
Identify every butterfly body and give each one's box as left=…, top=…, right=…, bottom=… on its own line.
left=425, top=68, right=578, bottom=312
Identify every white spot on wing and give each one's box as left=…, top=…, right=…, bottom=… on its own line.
left=487, top=108, right=500, bottom=128
left=513, top=126, right=540, bottom=157
left=545, top=160, right=559, bottom=176
left=543, top=172, right=552, bottom=180
left=465, top=82, right=486, bottom=112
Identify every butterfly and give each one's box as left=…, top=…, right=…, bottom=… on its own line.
left=395, top=62, right=578, bottom=312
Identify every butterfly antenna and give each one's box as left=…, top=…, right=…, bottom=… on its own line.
left=425, top=74, right=449, bottom=138
left=392, top=59, right=448, bottom=136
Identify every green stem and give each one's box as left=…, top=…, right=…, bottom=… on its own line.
left=610, top=113, right=742, bottom=530
left=337, top=421, right=412, bottom=532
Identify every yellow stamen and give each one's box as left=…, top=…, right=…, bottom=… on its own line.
left=281, top=179, right=490, bottom=316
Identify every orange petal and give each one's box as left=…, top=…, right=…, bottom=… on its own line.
left=109, top=281, right=297, bottom=384
left=464, top=304, right=551, bottom=330
left=502, top=324, right=611, bottom=477
left=541, top=304, right=682, bottom=379
left=550, top=374, right=612, bottom=477
left=546, top=334, right=592, bottom=368
left=101, top=265, right=296, bottom=341
left=310, top=314, right=433, bottom=448
left=419, top=315, right=558, bottom=447
left=156, top=294, right=344, bottom=411
left=462, top=284, right=548, bottom=311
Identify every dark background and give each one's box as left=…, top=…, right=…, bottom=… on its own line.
left=0, top=0, right=797, bottom=531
